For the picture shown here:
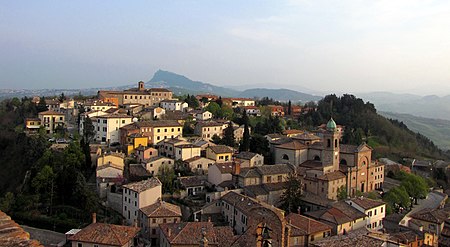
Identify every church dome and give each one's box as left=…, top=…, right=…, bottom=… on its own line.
left=326, top=118, right=337, bottom=131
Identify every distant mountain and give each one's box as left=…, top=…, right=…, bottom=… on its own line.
left=357, top=92, right=450, bottom=121
left=238, top=88, right=321, bottom=102
left=147, top=70, right=239, bottom=97
left=380, top=112, right=450, bottom=151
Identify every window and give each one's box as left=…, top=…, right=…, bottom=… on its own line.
left=152, top=218, right=156, bottom=223
left=78, top=243, right=83, bottom=247
left=374, top=209, right=377, bottom=215
left=266, top=176, right=272, bottom=183
left=381, top=207, right=384, bottom=213
left=277, top=175, right=282, bottom=182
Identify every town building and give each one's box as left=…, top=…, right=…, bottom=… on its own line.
left=286, top=213, right=332, bottom=246
left=235, top=151, right=264, bottom=167
left=38, top=110, right=65, bottom=134
left=194, top=121, right=226, bottom=140
left=92, top=113, right=133, bottom=144
left=346, top=197, right=386, bottom=230
left=138, top=200, right=182, bottom=246
left=194, top=110, right=212, bottom=121
left=183, top=156, right=215, bottom=175
left=136, top=146, right=158, bottom=163
left=68, top=214, right=140, bottom=247
left=142, top=156, right=174, bottom=176
left=24, top=118, right=41, bottom=133
left=122, top=178, right=162, bottom=225
left=119, top=120, right=183, bottom=146
left=160, top=99, right=188, bottom=111
left=98, top=81, right=173, bottom=107
left=206, top=145, right=233, bottom=163
left=174, top=144, right=201, bottom=161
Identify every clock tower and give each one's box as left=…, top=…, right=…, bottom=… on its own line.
left=322, top=118, right=340, bottom=172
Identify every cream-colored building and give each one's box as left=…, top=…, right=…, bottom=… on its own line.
left=346, top=197, right=385, bottom=231
left=38, top=110, right=65, bottom=134
left=207, top=162, right=234, bottom=186
left=138, top=200, right=181, bottom=246
left=194, top=121, right=225, bottom=140
left=206, top=145, right=233, bottom=163
left=83, top=101, right=115, bottom=112
left=157, top=138, right=191, bottom=159
left=174, top=144, right=201, bottom=161
left=96, top=163, right=123, bottom=198
left=97, top=152, right=125, bottom=169
left=195, top=110, right=212, bottom=121
left=160, top=99, right=188, bottom=111
left=234, top=151, right=264, bottom=168
left=122, top=178, right=162, bottom=225
left=136, top=146, right=158, bottom=163
left=183, top=156, right=215, bottom=175
left=92, top=113, right=133, bottom=144
left=142, top=156, right=174, bottom=176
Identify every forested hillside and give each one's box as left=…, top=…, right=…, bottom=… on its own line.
left=299, top=94, right=449, bottom=161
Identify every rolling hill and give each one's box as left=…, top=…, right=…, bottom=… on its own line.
left=380, top=112, right=450, bottom=151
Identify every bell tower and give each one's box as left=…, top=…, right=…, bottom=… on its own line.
left=138, top=81, right=145, bottom=91
left=322, top=118, right=340, bottom=172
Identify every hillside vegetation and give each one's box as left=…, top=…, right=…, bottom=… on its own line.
left=299, top=94, right=449, bottom=161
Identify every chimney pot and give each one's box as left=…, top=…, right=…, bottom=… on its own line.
left=92, top=213, right=97, bottom=223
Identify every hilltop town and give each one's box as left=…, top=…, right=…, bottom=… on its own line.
left=1, top=81, right=450, bottom=247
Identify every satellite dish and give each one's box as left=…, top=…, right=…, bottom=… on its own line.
left=132, top=117, right=138, bottom=123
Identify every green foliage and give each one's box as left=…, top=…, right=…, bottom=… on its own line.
left=158, top=165, right=176, bottom=194
left=184, top=94, right=200, bottom=108
left=222, top=122, right=236, bottom=147
left=280, top=175, right=303, bottom=213
left=384, top=186, right=411, bottom=212
left=240, top=111, right=250, bottom=152
left=254, top=116, right=284, bottom=135
left=205, top=102, right=221, bottom=117
left=400, top=173, right=428, bottom=202
left=37, top=96, right=48, bottom=113
left=337, top=186, right=347, bottom=200
left=0, top=192, right=15, bottom=213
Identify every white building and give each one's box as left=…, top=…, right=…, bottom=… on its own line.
left=92, top=113, right=133, bottom=144
left=174, top=144, right=201, bottom=161
left=346, top=197, right=386, bottom=230
left=122, top=178, right=162, bottom=225
left=160, top=99, right=188, bottom=111
left=195, top=110, right=212, bottom=121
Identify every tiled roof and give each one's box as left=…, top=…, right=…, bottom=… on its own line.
left=136, top=120, right=182, bottom=128
left=313, top=228, right=385, bottom=247
left=144, top=156, right=172, bottom=163
left=332, top=201, right=367, bottom=221
left=67, top=223, right=139, bottom=246
left=239, top=167, right=261, bottom=178
left=318, top=171, right=346, bottom=181
left=244, top=182, right=287, bottom=197
left=300, top=192, right=334, bottom=207
left=410, top=207, right=450, bottom=224
left=256, top=164, right=294, bottom=175
left=283, top=129, right=304, bottom=135
left=140, top=200, right=181, bottom=218
left=159, top=222, right=234, bottom=246
left=287, top=213, right=332, bottom=236
left=129, top=164, right=152, bottom=178
left=197, top=121, right=224, bottom=127
left=178, top=176, right=205, bottom=188
left=235, top=151, right=259, bottom=160
left=0, top=211, right=43, bottom=247
left=214, top=162, right=234, bottom=173
left=150, top=88, right=171, bottom=92
left=96, top=113, right=131, bottom=119
left=305, top=202, right=366, bottom=225
left=38, top=110, right=64, bottom=115
left=208, top=145, right=233, bottom=154
left=122, top=177, right=162, bottom=193
left=221, top=191, right=285, bottom=218
left=292, top=132, right=321, bottom=141
left=277, top=140, right=307, bottom=150
left=339, top=144, right=358, bottom=153
left=349, top=197, right=385, bottom=210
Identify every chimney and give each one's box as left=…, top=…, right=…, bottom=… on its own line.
left=133, top=219, right=138, bottom=227
left=207, top=217, right=211, bottom=222
left=92, top=213, right=97, bottom=223
left=233, top=162, right=241, bottom=175
left=168, top=228, right=172, bottom=237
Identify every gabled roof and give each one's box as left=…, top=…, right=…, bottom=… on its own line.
left=136, top=120, right=182, bottom=128
left=0, top=210, right=43, bottom=247
left=235, top=151, right=259, bottom=160
left=140, top=200, right=182, bottom=218
left=122, top=177, right=161, bottom=193
left=256, top=164, right=294, bottom=176
left=410, top=207, right=450, bottom=224
left=277, top=140, right=307, bottom=150
left=178, top=176, right=205, bottom=188
left=349, top=197, right=385, bottom=210
left=305, top=202, right=366, bottom=225
left=208, top=145, right=233, bottom=154
left=67, top=223, right=140, bottom=246
left=38, top=110, right=64, bottom=115
left=318, top=171, right=346, bottom=181
left=287, top=213, right=332, bottom=236
left=159, top=222, right=234, bottom=246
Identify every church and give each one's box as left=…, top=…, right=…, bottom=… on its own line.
left=273, top=119, right=385, bottom=200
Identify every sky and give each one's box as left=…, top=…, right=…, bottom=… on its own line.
left=1, top=0, right=450, bottom=95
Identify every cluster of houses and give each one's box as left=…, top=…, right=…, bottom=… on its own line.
left=22, top=81, right=450, bottom=247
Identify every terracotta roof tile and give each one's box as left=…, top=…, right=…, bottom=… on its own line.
left=349, top=197, right=385, bottom=210
left=67, top=223, right=140, bottom=246
left=140, top=200, right=181, bottom=218
left=159, top=222, right=234, bottom=246
left=208, top=145, right=233, bottom=154
left=0, top=211, right=43, bottom=247
left=287, top=213, right=332, bottom=236
left=122, top=177, right=162, bottom=193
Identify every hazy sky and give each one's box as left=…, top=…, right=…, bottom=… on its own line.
left=1, top=0, right=450, bottom=95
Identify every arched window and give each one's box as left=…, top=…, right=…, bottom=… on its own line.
left=327, top=139, right=331, bottom=148
left=340, top=159, right=347, bottom=166
left=282, top=154, right=289, bottom=160
left=314, top=155, right=321, bottom=161
left=335, top=139, right=338, bottom=148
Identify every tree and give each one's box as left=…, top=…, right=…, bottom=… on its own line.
left=58, top=93, right=66, bottom=103
left=400, top=174, right=428, bottom=204
left=205, top=102, right=221, bottom=117
left=337, top=186, right=347, bottom=200
left=211, top=134, right=221, bottom=145
left=158, top=165, right=176, bottom=194
left=280, top=175, right=303, bottom=213
left=82, top=116, right=95, bottom=143
left=384, top=186, right=411, bottom=212
left=37, top=96, right=48, bottom=113
left=240, top=110, right=250, bottom=152
left=0, top=192, right=15, bottom=213
left=287, top=100, right=292, bottom=116
left=222, top=122, right=235, bottom=147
